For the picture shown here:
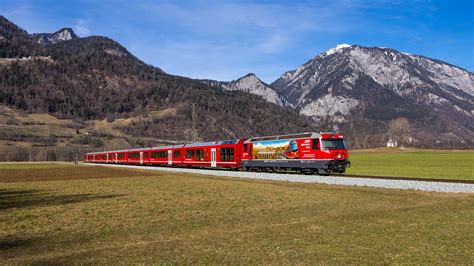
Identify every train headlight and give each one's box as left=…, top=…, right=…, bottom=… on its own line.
left=337, top=154, right=341, bottom=159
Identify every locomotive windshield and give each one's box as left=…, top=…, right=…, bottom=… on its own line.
left=321, top=139, right=346, bottom=150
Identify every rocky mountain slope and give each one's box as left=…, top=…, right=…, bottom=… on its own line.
left=31, top=28, right=78, bottom=44
left=0, top=16, right=313, bottom=147
left=201, top=73, right=291, bottom=107
left=271, top=44, right=473, bottom=147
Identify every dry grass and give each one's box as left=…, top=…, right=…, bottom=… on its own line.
left=0, top=163, right=473, bottom=264
left=0, top=163, right=158, bottom=182
left=0, top=104, right=178, bottom=149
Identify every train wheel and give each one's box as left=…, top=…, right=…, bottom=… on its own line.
left=318, top=169, right=330, bottom=176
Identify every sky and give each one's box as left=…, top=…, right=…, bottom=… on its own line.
left=1, top=0, right=473, bottom=83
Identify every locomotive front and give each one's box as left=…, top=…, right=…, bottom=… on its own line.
left=319, top=134, right=350, bottom=174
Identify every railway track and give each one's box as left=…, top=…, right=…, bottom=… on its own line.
left=85, top=163, right=474, bottom=193
left=332, top=174, right=474, bottom=184
left=232, top=167, right=474, bottom=184
left=85, top=163, right=474, bottom=184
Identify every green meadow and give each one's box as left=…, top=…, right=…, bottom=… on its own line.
left=347, top=149, right=474, bottom=180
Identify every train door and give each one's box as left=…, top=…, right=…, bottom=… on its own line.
left=106, top=154, right=109, bottom=163
left=140, top=152, right=143, bottom=165
left=211, top=148, right=217, bottom=167
left=168, top=150, right=172, bottom=166
left=115, top=153, right=118, bottom=163
left=93, top=155, right=96, bottom=162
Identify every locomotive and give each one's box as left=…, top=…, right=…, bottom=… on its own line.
left=84, top=132, right=350, bottom=175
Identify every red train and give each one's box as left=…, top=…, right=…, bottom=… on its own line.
left=84, top=132, right=350, bottom=174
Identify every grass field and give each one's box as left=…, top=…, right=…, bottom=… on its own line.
left=347, top=149, right=474, bottom=180
left=1, top=163, right=473, bottom=264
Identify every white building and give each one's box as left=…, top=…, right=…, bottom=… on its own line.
left=386, top=139, right=398, bottom=147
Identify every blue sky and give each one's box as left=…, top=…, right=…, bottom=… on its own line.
left=2, top=0, right=473, bottom=82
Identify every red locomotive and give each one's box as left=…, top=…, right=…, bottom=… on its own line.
left=84, top=132, right=350, bottom=174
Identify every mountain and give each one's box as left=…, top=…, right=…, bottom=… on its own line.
left=201, top=73, right=291, bottom=107
left=0, top=16, right=44, bottom=58
left=0, top=16, right=313, bottom=148
left=271, top=44, right=474, bottom=147
left=1, top=15, right=472, bottom=149
left=31, top=28, right=78, bottom=44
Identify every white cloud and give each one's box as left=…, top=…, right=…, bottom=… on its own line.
left=129, top=1, right=358, bottom=54
left=118, top=0, right=364, bottom=82
left=258, top=34, right=288, bottom=54
left=73, top=19, right=90, bottom=36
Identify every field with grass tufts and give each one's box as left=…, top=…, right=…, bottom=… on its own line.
left=1, top=162, right=473, bottom=264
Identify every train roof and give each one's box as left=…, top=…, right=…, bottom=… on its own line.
left=184, top=139, right=239, bottom=148
left=150, top=144, right=185, bottom=150
left=86, top=151, right=110, bottom=155
left=86, top=148, right=149, bottom=155
left=127, top=147, right=152, bottom=152
left=85, top=139, right=241, bottom=155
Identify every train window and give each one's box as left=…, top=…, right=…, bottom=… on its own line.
left=185, top=150, right=195, bottom=158
left=321, top=139, right=346, bottom=150
left=220, top=148, right=234, bottom=161
left=312, top=139, right=320, bottom=150
left=129, top=153, right=140, bottom=158
left=144, top=152, right=149, bottom=158
left=117, top=154, right=125, bottom=159
left=196, top=149, right=204, bottom=161
left=173, top=150, right=180, bottom=158
left=151, top=151, right=167, bottom=158
left=243, top=144, right=248, bottom=152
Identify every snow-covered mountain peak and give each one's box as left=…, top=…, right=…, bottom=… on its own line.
left=324, top=43, right=352, bottom=56
left=271, top=44, right=473, bottom=144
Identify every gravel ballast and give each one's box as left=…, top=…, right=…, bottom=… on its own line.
left=86, top=163, right=474, bottom=193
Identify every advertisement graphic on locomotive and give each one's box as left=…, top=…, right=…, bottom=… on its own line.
left=252, top=140, right=299, bottom=160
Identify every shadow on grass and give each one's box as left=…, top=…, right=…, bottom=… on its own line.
left=0, top=188, right=124, bottom=211
left=0, top=237, right=36, bottom=251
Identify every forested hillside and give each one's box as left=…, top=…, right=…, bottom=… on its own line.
left=0, top=16, right=314, bottom=148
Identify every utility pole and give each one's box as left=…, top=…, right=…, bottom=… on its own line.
left=192, top=103, right=196, bottom=143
